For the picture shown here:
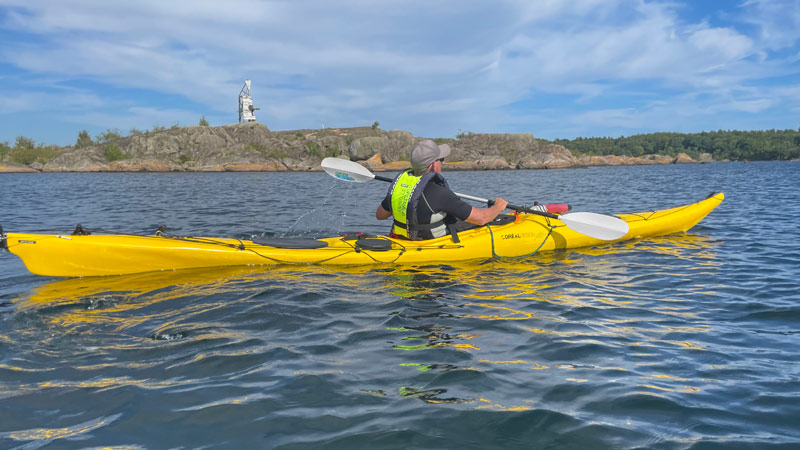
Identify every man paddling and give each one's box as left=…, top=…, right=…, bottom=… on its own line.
left=375, top=139, right=509, bottom=240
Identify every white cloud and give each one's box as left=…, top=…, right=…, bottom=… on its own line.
left=0, top=0, right=797, bottom=142
left=572, top=108, right=643, bottom=129
left=740, top=0, right=800, bottom=50
left=492, top=3, right=756, bottom=90
left=0, top=90, right=104, bottom=113
left=727, top=98, right=775, bottom=113
left=688, top=27, right=753, bottom=61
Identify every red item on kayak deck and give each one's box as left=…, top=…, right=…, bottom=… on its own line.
left=544, top=203, right=571, bottom=213
left=530, top=203, right=571, bottom=213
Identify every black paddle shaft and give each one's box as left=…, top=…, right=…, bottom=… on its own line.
left=489, top=200, right=558, bottom=219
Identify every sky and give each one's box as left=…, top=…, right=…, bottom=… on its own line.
left=1, top=0, right=799, bottom=147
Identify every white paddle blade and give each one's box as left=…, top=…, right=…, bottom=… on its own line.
left=321, top=157, right=375, bottom=183
left=559, top=212, right=629, bottom=241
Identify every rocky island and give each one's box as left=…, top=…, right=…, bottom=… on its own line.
left=0, top=122, right=706, bottom=173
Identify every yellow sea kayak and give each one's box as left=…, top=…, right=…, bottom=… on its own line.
left=2, top=192, right=724, bottom=277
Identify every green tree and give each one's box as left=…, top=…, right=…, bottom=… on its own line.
left=75, top=130, right=94, bottom=148
left=0, top=141, right=10, bottom=160
left=551, top=129, right=800, bottom=161
left=371, top=121, right=380, bottom=130
left=199, top=116, right=209, bottom=126
left=15, top=136, right=35, bottom=149
left=96, top=129, right=123, bottom=145
left=10, top=148, right=37, bottom=165
left=9, top=145, right=63, bottom=165
left=103, top=143, right=130, bottom=162
left=456, top=130, right=474, bottom=140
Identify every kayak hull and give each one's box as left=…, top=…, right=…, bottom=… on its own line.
left=3, top=193, right=724, bottom=277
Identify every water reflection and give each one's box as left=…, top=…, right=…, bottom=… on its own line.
left=376, top=233, right=721, bottom=406
left=5, top=232, right=722, bottom=410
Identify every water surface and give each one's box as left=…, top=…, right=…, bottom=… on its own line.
left=1, top=162, right=798, bottom=449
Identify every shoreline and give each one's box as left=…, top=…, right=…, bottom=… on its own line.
left=6, top=122, right=796, bottom=173
left=1, top=153, right=735, bottom=174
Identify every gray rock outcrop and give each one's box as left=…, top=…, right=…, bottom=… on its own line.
left=4, top=122, right=704, bottom=173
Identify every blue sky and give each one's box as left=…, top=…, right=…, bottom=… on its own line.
left=1, top=0, right=799, bottom=146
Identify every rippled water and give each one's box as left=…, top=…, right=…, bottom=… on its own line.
left=1, top=162, right=798, bottom=449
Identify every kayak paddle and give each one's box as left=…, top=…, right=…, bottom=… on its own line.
left=321, top=157, right=629, bottom=241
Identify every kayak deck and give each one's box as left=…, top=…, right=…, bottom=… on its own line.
left=2, top=193, right=724, bottom=277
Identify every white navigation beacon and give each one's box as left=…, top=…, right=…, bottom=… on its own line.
left=238, top=80, right=260, bottom=123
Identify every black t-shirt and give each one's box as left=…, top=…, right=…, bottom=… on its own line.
left=381, top=179, right=473, bottom=236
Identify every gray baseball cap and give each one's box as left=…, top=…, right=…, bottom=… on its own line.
left=411, top=139, right=451, bottom=173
